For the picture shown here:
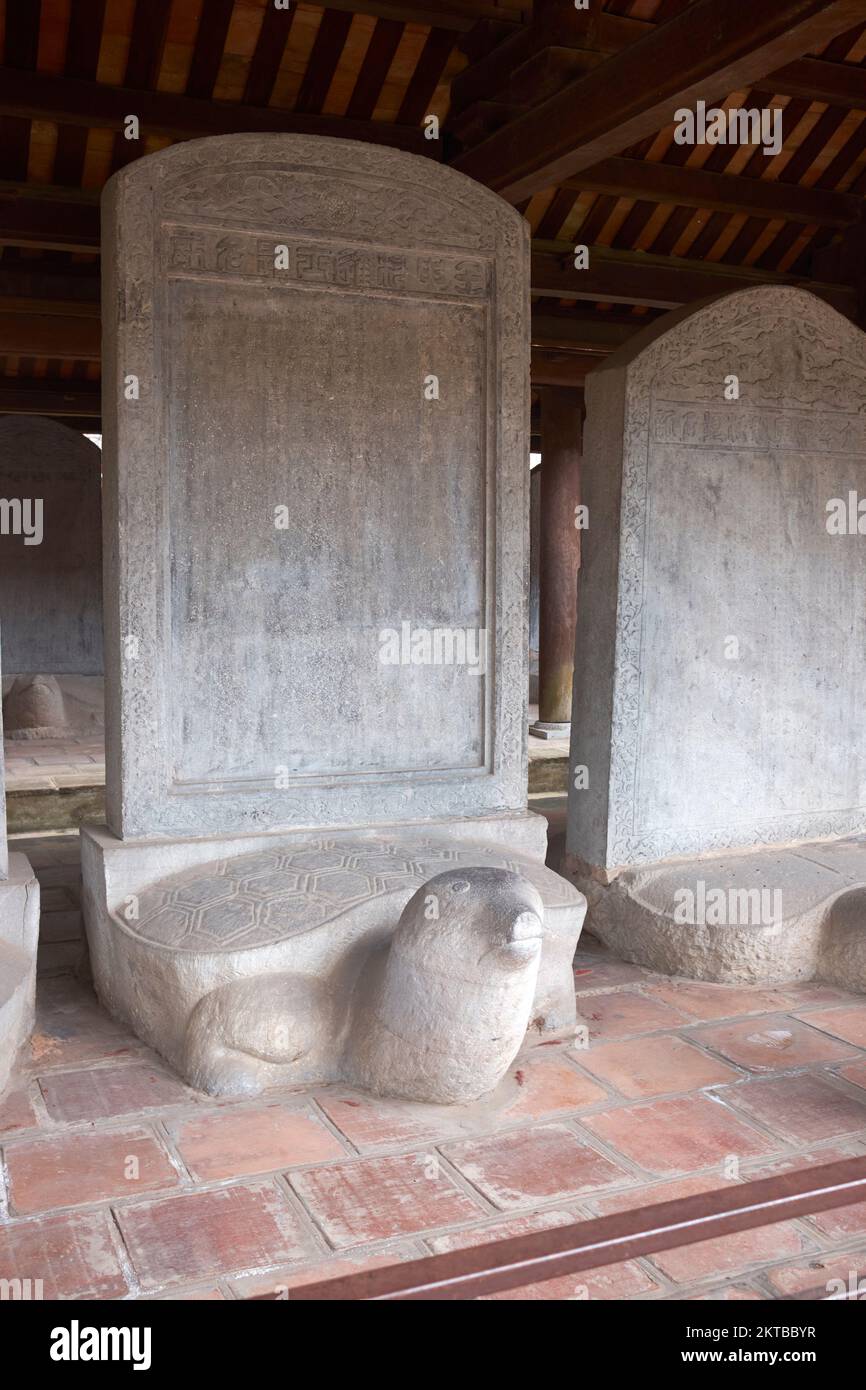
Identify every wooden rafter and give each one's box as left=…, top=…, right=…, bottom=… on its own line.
left=770, top=55, right=866, bottom=107
left=565, top=156, right=861, bottom=227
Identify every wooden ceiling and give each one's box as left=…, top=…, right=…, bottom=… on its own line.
left=0, top=0, right=865, bottom=431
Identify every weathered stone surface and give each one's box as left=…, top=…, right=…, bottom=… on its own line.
left=82, top=826, right=586, bottom=1095
left=578, top=834, right=866, bottom=989
left=184, top=866, right=547, bottom=1103
left=0, top=418, right=102, bottom=677
left=85, top=132, right=586, bottom=1104
left=568, top=286, right=866, bottom=875
left=101, top=133, right=530, bottom=840
left=0, top=636, right=40, bottom=1097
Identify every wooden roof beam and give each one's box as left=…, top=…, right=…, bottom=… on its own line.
left=531, top=240, right=858, bottom=315
left=0, top=183, right=100, bottom=253
left=0, top=311, right=100, bottom=361
left=531, top=312, right=639, bottom=353
left=307, top=0, right=527, bottom=30
left=0, top=68, right=435, bottom=155
left=770, top=55, right=866, bottom=107
left=531, top=351, right=598, bottom=387
left=452, top=0, right=866, bottom=200
left=0, top=265, right=100, bottom=303
left=0, top=379, right=101, bottom=419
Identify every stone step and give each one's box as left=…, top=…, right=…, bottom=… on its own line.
left=6, top=783, right=104, bottom=834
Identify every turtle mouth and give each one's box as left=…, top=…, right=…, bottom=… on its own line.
left=498, top=936, right=543, bottom=963
left=479, top=937, right=543, bottom=968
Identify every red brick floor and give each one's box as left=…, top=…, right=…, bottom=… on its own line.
left=3, top=836, right=866, bottom=1300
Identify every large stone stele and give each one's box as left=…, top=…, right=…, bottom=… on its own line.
left=566, top=286, right=866, bottom=986
left=82, top=132, right=586, bottom=1102
left=0, top=636, right=39, bottom=1098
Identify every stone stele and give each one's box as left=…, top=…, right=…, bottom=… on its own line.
left=566, top=285, right=866, bottom=988
left=0, top=418, right=104, bottom=740
left=0, top=632, right=40, bottom=1097
left=82, top=133, right=587, bottom=1102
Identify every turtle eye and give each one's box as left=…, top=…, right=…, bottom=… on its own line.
left=450, top=879, right=470, bottom=894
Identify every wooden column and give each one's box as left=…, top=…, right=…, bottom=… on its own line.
left=531, top=385, right=582, bottom=738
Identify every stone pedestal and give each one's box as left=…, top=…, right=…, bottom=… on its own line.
left=567, top=286, right=866, bottom=987
left=530, top=721, right=570, bottom=741
left=83, top=133, right=586, bottom=1102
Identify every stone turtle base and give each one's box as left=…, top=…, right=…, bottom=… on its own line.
left=82, top=814, right=586, bottom=1098
left=572, top=835, right=866, bottom=990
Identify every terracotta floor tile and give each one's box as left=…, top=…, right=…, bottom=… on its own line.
left=592, top=1172, right=736, bottom=1216
left=115, top=1182, right=310, bottom=1291
left=765, top=1250, right=866, bottom=1298
left=0, top=1084, right=39, bottom=1135
left=0, top=1209, right=128, bottom=1300
left=169, top=1104, right=346, bottom=1181
left=781, top=983, right=854, bottom=1009
left=150, top=1287, right=226, bottom=1301
left=688, top=1285, right=766, bottom=1300
left=5, top=1126, right=180, bottom=1214
left=576, top=991, right=688, bottom=1041
left=718, top=1073, right=866, bottom=1145
left=38, top=1062, right=192, bottom=1122
left=807, top=1199, right=866, bottom=1241
left=572, top=959, right=648, bottom=993
left=313, top=1091, right=460, bottom=1150
left=30, top=986, right=140, bottom=1069
left=583, top=1094, right=776, bottom=1176
left=231, top=1250, right=416, bottom=1299
left=575, top=1034, right=740, bottom=1099
left=689, top=1015, right=859, bottom=1073
left=793, top=1004, right=866, bottom=1049
left=838, top=1061, right=866, bottom=1091
left=426, top=1206, right=575, bottom=1253
left=290, top=1151, right=483, bottom=1248
left=498, top=1054, right=608, bottom=1119
left=657, top=1216, right=807, bottom=1283
left=645, top=980, right=792, bottom=1022
left=442, top=1123, right=632, bottom=1210
left=742, top=1143, right=859, bottom=1182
